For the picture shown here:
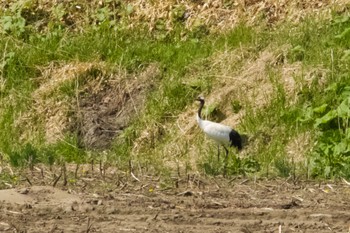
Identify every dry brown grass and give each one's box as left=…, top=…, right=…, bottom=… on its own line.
left=1, top=0, right=347, bottom=33
left=127, top=0, right=348, bottom=31
left=16, top=62, right=106, bottom=143
left=16, top=62, right=160, bottom=147
left=285, top=131, right=313, bottom=164
left=33, top=62, right=103, bottom=98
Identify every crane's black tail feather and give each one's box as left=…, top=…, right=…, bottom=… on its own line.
left=229, top=130, right=242, bottom=150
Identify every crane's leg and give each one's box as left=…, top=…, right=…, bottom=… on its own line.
left=223, top=146, right=229, bottom=177
left=217, top=144, right=220, bottom=162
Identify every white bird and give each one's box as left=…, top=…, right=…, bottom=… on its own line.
left=196, top=97, right=242, bottom=162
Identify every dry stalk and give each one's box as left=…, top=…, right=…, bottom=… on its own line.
left=119, top=182, right=127, bottom=190
left=25, top=176, right=32, bottom=186
left=342, top=178, right=350, bottom=186
left=90, top=159, right=94, bottom=172
left=86, top=217, right=93, bottom=233
left=99, top=160, right=103, bottom=177
left=131, top=172, right=140, bottom=182
left=75, top=163, right=80, bottom=179
left=52, top=168, right=62, bottom=187
left=152, top=212, right=160, bottom=220
left=9, top=221, right=22, bottom=233
left=63, top=163, right=67, bottom=186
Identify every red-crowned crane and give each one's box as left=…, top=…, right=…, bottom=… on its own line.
left=196, top=97, right=242, bottom=163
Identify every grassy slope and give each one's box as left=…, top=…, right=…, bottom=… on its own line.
left=0, top=1, right=350, bottom=185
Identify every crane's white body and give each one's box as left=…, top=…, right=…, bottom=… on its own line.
left=196, top=114, right=231, bottom=146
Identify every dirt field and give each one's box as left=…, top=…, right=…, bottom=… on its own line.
left=1, top=175, right=350, bottom=233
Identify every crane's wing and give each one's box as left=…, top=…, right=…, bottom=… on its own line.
left=202, top=121, right=232, bottom=145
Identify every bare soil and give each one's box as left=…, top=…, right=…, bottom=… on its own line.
left=1, top=176, right=350, bottom=233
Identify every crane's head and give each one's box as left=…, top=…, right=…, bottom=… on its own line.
left=196, top=96, right=205, bottom=104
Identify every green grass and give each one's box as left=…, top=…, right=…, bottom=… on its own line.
left=1, top=4, right=350, bottom=182
left=197, top=14, right=350, bottom=179
left=239, top=14, right=350, bottom=179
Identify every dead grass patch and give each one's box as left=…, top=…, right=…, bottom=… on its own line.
left=285, top=131, right=313, bottom=164
left=17, top=62, right=161, bottom=149
left=33, top=62, right=105, bottom=98
left=14, top=62, right=102, bottom=143
left=281, top=62, right=329, bottom=104
left=30, top=62, right=106, bottom=143
left=73, top=63, right=160, bottom=150
left=1, top=0, right=346, bottom=33
left=127, top=0, right=347, bottom=32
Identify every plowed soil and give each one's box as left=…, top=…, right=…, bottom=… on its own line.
left=1, top=177, right=350, bottom=233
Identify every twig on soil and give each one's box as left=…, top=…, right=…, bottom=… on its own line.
left=86, top=217, right=93, bottom=233
left=9, top=221, right=22, bottom=232
left=131, top=172, right=140, bottom=182
left=137, top=161, right=143, bottom=179
left=228, top=177, right=238, bottom=184
left=193, top=176, right=206, bottom=189
left=119, top=182, right=127, bottom=190
left=81, top=179, right=88, bottom=189
left=128, top=159, right=140, bottom=182
left=326, top=184, right=334, bottom=192
left=7, top=210, right=22, bottom=215
left=28, top=154, right=34, bottom=171
left=176, top=121, right=185, bottom=134
left=75, top=164, right=80, bottom=179
left=126, top=88, right=139, bottom=116
left=342, top=178, right=350, bottom=186
left=212, top=178, right=221, bottom=189
left=239, top=179, right=249, bottom=185
left=186, top=174, right=191, bottom=189
left=63, top=163, right=67, bottom=186
left=153, top=212, right=160, bottom=220
left=135, top=183, right=149, bottom=191
left=254, top=182, right=274, bottom=192
left=177, top=190, right=194, bottom=196
left=0, top=222, right=10, bottom=231
left=49, top=224, right=59, bottom=233
left=90, top=159, right=94, bottom=172
left=52, top=170, right=62, bottom=187
left=292, top=195, right=304, bottom=202
left=99, top=160, right=103, bottom=177
left=4, top=183, right=12, bottom=188
left=36, top=166, right=54, bottom=180
left=120, top=193, right=151, bottom=199
left=210, top=200, right=224, bottom=207
left=25, top=176, right=32, bottom=186
left=7, top=165, right=14, bottom=175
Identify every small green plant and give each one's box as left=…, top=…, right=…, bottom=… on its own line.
left=310, top=85, right=350, bottom=178
left=8, top=143, right=37, bottom=168
left=274, top=156, right=293, bottom=177
left=0, top=173, right=19, bottom=189
left=231, top=100, right=242, bottom=113
left=0, top=11, right=26, bottom=37
left=288, top=45, right=305, bottom=61
left=199, top=151, right=260, bottom=177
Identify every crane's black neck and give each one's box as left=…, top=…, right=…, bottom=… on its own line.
left=197, top=99, right=204, bottom=119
